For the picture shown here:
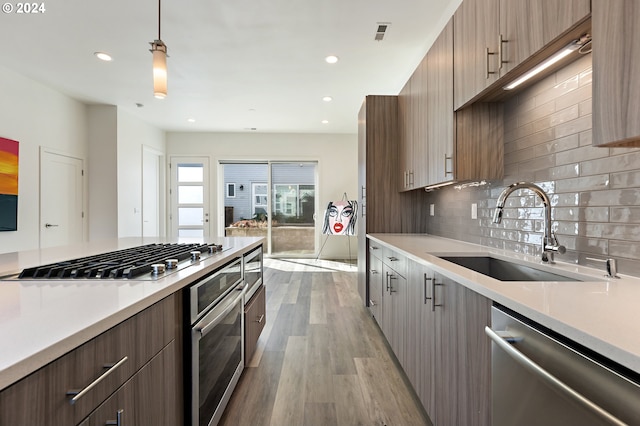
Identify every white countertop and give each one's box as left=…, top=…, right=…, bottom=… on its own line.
left=368, top=233, right=640, bottom=374
left=0, top=236, right=264, bottom=391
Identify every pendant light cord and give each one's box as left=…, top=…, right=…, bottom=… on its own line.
left=157, top=0, right=161, bottom=40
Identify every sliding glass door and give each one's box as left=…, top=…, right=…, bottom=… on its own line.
left=221, top=161, right=317, bottom=256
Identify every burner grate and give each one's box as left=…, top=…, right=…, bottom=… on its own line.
left=18, top=243, right=218, bottom=280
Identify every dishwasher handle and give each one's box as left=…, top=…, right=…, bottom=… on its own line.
left=485, top=326, right=627, bottom=426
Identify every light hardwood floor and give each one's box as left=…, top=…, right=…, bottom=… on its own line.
left=219, top=258, right=431, bottom=426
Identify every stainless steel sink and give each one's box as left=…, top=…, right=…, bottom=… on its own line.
left=438, top=256, right=583, bottom=282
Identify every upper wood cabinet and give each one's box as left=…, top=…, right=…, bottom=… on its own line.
left=453, top=0, right=500, bottom=110
left=399, top=19, right=503, bottom=190
left=592, top=0, right=640, bottom=147
left=399, top=56, right=429, bottom=191
left=454, top=0, right=591, bottom=110
left=427, top=19, right=455, bottom=185
left=398, top=77, right=413, bottom=191
left=500, top=0, right=591, bottom=75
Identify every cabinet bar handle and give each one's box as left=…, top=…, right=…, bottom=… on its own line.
left=389, top=274, right=397, bottom=293
left=369, top=299, right=376, bottom=307
left=67, top=356, right=129, bottom=405
left=486, top=47, right=497, bottom=78
left=386, top=272, right=391, bottom=291
left=409, top=171, right=414, bottom=186
left=444, top=154, right=453, bottom=176
left=256, top=314, right=265, bottom=324
left=105, top=409, right=124, bottom=426
left=485, top=327, right=626, bottom=426
left=424, top=273, right=433, bottom=305
left=388, top=256, right=398, bottom=262
left=498, top=34, right=508, bottom=70
left=370, top=269, right=379, bottom=275
left=432, top=279, right=442, bottom=312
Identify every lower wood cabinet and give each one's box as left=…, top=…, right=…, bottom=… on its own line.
left=368, top=251, right=383, bottom=324
left=78, top=341, right=178, bottom=426
left=0, top=295, right=181, bottom=426
left=369, top=243, right=492, bottom=426
left=244, top=284, right=266, bottom=366
left=381, top=262, right=407, bottom=366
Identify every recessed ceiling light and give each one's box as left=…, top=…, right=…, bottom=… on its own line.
left=94, top=52, right=112, bottom=62
left=322, top=96, right=333, bottom=102
left=187, top=118, right=196, bottom=123
left=321, top=120, right=329, bottom=124
left=325, top=55, right=339, bottom=64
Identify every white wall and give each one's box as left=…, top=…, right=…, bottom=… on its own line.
left=0, top=65, right=88, bottom=253
left=0, top=65, right=167, bottom=253
left=88, top=106, right=118, bottom=241
left=166, top=132, right=358, bottom=259
left=116, top=110, right=166, bottom=237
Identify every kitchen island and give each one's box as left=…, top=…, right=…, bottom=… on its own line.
left=0, top=236, right=263, bottom=410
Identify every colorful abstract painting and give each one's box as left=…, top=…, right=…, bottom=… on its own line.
left=322, top=199, right=358, bottom=236
left=0, top=137, right=19, bottom=231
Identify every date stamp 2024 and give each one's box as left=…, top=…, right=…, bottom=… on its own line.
left=2, top=2, right=46, bottom=14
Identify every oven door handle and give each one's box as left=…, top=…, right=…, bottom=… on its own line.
left=485, top=326, right=626, bottom=426
left=195, top=285, right=245, bottom=337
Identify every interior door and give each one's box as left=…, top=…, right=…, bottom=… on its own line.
left=170, top=157, right=210, bottom=238
left=40, top=149, right=84, bottom=248
left=142, top=146, right=163, bottom=237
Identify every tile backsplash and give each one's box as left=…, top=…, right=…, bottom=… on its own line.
left=425, top=53, right=640, bottom=277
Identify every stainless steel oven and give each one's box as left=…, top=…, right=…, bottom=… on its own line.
left=243, top=245, right=263, bottom=302
left=185, top=257, right=245, bottom=426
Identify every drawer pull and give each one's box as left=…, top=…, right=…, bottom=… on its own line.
left=256, top=314, right=265, bottom=324
left=67, top=356, right=128, bottom=405
left=388, top=256, right=398, bottom=262
left=105, top=409, right=124, bottom=426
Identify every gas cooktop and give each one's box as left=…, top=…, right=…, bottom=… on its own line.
left=12, top=243, right=231, bottom=281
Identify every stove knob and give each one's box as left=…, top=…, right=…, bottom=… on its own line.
left=190, top=251, right=201, bottom=261
left=165, top=259, right=178, bottom=269
left=216, top=244, right=223, bottom=251
left=208, top=245, right=217, bottom=254
left=151, top=264, right=166, bottom=275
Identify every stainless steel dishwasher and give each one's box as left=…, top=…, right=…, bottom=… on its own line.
left=486, top=305, right=640, bottom=426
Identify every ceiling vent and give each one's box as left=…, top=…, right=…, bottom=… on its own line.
left=375, top=22, right=390, bottom=41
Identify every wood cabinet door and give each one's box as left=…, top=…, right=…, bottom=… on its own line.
left=409, top=261, right=437, bottom=418
left=499, top=0, right=591, bottom=76
left=593, top=0, right=640, bottom=147
left=411, top=55, right=429, bottom=189
left=381, top=263, right=406, bottom=366
left=427, top=18, right=454, bottom=185
left=433, top=272, right=462, bottom=426
left=398, top=78, right=413, bottom=191
left=368, top=252, right=383, bottom=324
left=82, top=341, right=178, bottom=426
left=456, top=285, right=492, bottom=426
left=389, top=271, right=407, bottom=368
left=404, top=260, right=423, bottom=392
left=245, top=284, right=266, bottom=366
left=433, top=273, right=492, bottom=426
left=453, top=0, right=500, bottom=110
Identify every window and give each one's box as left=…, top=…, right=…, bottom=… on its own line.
left=227, top=183, right=236, bottom=198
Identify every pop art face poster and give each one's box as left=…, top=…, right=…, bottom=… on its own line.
left=0, top=137, right=19, bottom=232
left=322, top=200, right=357, bottom=236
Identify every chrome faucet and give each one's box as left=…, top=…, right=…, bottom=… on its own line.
left=492, top=182, right=565, bottom=263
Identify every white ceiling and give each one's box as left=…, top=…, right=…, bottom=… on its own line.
left=0, top=0, right=459, bottom=134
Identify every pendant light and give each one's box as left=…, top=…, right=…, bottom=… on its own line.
left=149, top=0, right=167, bottom=99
